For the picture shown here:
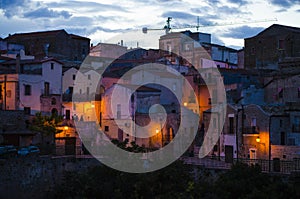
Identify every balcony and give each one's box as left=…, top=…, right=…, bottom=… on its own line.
left=242, top=126, right=260, bottom=135
left=71, top=93, right=102, bottom=102
left=193, top=76, right=217, bottom=85
left=292, top=124, right=300, bottom=133
left=40, top=89, right=61, bottom=97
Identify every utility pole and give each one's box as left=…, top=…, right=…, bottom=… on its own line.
left=4, top=75, right=7, bottom=110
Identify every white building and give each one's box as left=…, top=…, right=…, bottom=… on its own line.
left=0, top=58, right=63, bottom=115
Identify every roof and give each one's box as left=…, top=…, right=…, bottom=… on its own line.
left=5, top=29, right=67, bottom=40
left=2, top=57, right=63, bottom=65
left=115, top=83, right=161, bottom=92
left=69, top=34, right=90, bottom=41
left=5, top=29, right=90, bottom=41
left=246, top=24, right=300, bottom=40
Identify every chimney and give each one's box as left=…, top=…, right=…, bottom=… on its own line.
left=16, top=53, right=20, bottom=74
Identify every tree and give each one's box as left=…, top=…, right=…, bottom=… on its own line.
left=29, top=112, right=63, bottom=154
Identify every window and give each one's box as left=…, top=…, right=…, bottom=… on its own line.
left=228, top=116, right=234, bottom=134
left=24, top=107, right=31, bottom=115
left=117, top=104, right=121, bottom=119
left=44, top=82, right=50, bottom=96
left=88, top=74, right=91, bottom=80
left=288, top=138, right=295, bottom=146
left=188, top=90, right=195, bottom=103
left=51, top=63, right=54, bottom=70
left=278, top=39, right=285, bottom=50
left=251, top=118, right=256, bottom=127
left=213, top=118, right=217, bottom=129
left=251, top=47, right=255, bottom=55
left=51, top=97, right=56, bottom=105
left=6, top=90, right=11, bottom=98
left=298, top=88, right=300, bottom=98
left=0, top=85, right=2, bottom=99
left=208, top=98, right=212, bottom=105
left=278, top=88, right=283, bottom=98
left=280, top=132, right=286, bottom=145
left=280, top=119, right=283, bottom=128
left=24, top=85, right=31, bottom=96
left=172, top=83, right=176, bottom=91
left=104, top=126, right=109, bottom=132
left=212, top=89, right=217, bottom=104
left=86, top=87, right=89, bottom=95
left=293, top=116, right=300, bottom=132
left=73, top=74, right=76, bottom=80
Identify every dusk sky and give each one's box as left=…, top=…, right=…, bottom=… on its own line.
left=1, top=0, right=300, bottom=49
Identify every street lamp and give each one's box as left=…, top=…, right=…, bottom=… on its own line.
left=256, top=136, right=261, bottom=143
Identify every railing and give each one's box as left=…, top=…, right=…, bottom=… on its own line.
left=182, top=153, right=300, bottom=174
left=235, top=158, right=300, bottom=174
left=242, top=126, right=260, bottom=134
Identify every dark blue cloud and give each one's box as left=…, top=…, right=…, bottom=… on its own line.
left=269, top=0, right=300, bottom=8
left=161, top=11, right=214, bottom=28
left=24, top=8, right=72, bottom=19
left=0, top=0, right=29, bottom=18
left=221, top=26, right=264, bottom=39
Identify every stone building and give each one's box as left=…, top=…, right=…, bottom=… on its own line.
left=244, top=24, right=300, bottom=70
left=4, top=29, right=90, bottom=62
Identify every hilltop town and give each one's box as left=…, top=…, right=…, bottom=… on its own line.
left=0, top=23, right=300, bottom=197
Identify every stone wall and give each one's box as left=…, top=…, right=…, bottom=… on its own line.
left=0, top=156, right=101, bottom=199
left=272, top=145, right=300, bottom=160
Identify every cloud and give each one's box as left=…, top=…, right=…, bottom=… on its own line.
left=268, top=0, right=300, bottom=8
left=217, top=5, right=249, bottom=15
left=161, top=11, right=214, bottom=28
left=162, top=11, right=196, bottom=20
left=24, top=8, right=72, bottom=19
left=0, top=0, right=30, bottom=18
left=46, top=1, right=128, bottom=13
left=226, top=0, right=249, bottom=6
left=221, top=26, right=264, bottom=39
left=211, top=35, right=225, bottom=45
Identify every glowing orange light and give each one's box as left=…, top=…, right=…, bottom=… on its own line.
left=256, top=137, right=261, bottom=143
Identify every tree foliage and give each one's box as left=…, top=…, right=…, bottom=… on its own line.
left=55, top=161, right=300, bottom=199
left=29, top=112, right=63, bottom=135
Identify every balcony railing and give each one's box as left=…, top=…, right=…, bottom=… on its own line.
left=242, top=126, right=260, bottom=134
left=70, top=93, right=102, bottom=102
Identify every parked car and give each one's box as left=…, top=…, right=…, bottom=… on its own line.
left=0, top=145, right=17, bottom=156
left=4, top=145, right=17, bottom=154
left=18, top=146, right=40, bottom=156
